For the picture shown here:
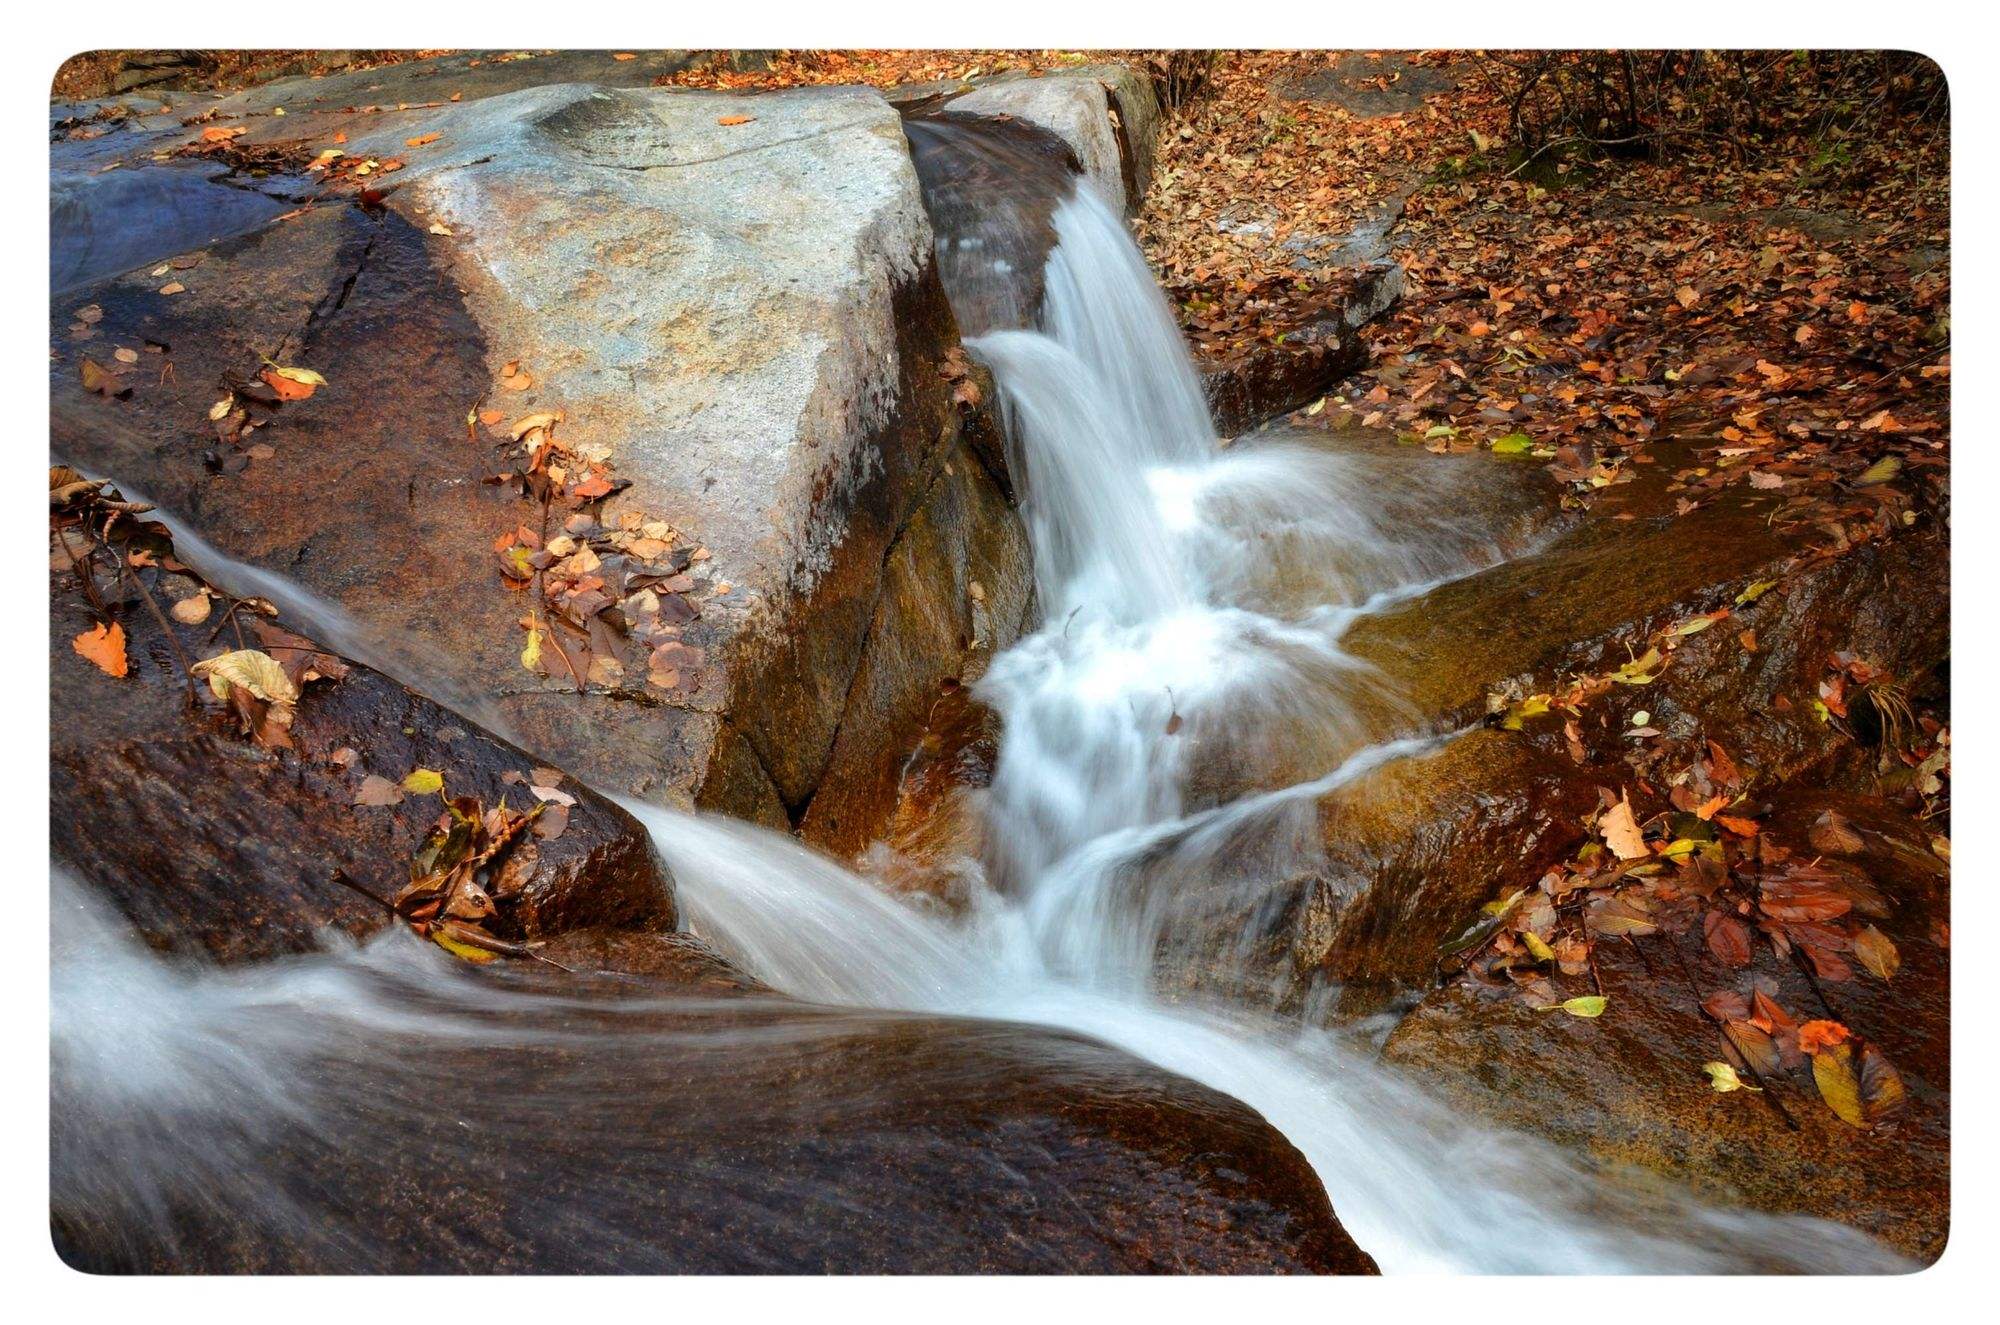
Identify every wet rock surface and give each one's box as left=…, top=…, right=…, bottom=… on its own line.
left=50, top=81, right=1030, bottom=856
left=1150, top=439, right=1946, bottom=1016
left=49, top=511, right=676, bottom=964
left=1199, top=263, right=1405, bottom=436
left=1381, top=792, right=1948, bottom=1263
left=53, top=936, right=1375, bottom=1275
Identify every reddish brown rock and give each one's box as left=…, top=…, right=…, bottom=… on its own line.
left=50, top=506, right=674, bottom=964
left=1380, top=792, right=1947, bottom=1263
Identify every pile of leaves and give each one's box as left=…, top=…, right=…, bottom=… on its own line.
left=480, top=401, right=718, bottom=697
left=338, top=769, right=571, bottom=967
left=1445, top=726, right=1934, bottom=1133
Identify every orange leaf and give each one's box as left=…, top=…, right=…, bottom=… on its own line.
left=613, top=52, right=637, bottom=61
left=405, top=132, right=441, bottom=148
left=717, top=115, right=756, bottom=126
left=260, top=368, right=315, bottom=401
left=72, top=622, right=129, bottom=677
left=1798, top=1019, right=1851, bottom=1056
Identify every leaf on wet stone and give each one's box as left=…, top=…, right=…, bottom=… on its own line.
left=1556, top=995, right=1607, bottom=1018
left=189, top=649, right=298, bottom=705
left=1701, top=1061, right=1760, bottom=1092
left=1811, top=1040, right=1867, bottom=1127
left=1852, top=924, right=1900, bottom=981
left=1599, top=794, right=1649, bottom=859
left=71, top=622, right=128, bottom=677
left=355, top=775, right=404, bottom=807
left=402, top=768, right=445, bottom=796
left=170, top=593, right=212, bottom=625
left=1702, top=909, right=1754, bottom=967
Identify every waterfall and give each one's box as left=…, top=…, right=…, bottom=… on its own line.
left=49, top=127, right=1912, bottom=1274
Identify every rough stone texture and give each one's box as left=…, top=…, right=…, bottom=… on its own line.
left=1199, top=263, right=1405, bottom=436
left=911, top=65, right=1160, bottom=216
left=1381, top=792, right=1948, bottom=1264
left=49, top=514, right=676, bottom=965
left=1275, top=54, right=1456, bottom=118
left=55, top=951, right=1377, bottom=1274
left=210, top=50, right=709, bottom=114
left=50, top=82, right=1031, bottom=856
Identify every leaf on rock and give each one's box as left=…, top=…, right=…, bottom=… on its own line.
left=1703, top=909, right=1754, bottom=967
left=1557, top=994, right=1608, bottom=1018
left=1701, top=1061, right=1760, bottom=1092
left=71, top=622, right=128, bottom=677
left=1852, top=923, right=1901, bottom=981
left=1599, top=794, right=1649, bottom=859
left=355, top=774, right=404, bottom=807
left=189, top=649, right=298, bottom=705
left=1811, top=1040, right=1867, bottom=1127
left=402, top=768, right=445, bottom=796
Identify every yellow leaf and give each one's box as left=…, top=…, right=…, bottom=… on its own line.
left=1701, top=1061, right=1760, bottom=1092
left=1735, top=579, right=1778, bottom=606
left=1856, top=455, right=1902, bottom=485
left=431, top=928, right=498, bottom=963
left=402, top=768, right=445, bottom=796
left=270, top=365, right=328, bottom=388
left=1812, top=1042, right=1866, bottom=1127
left=521, top=624, right=543, bottom=672
left=1522, top=931, right=1555, bottom=962
left=189, top=649, right=298, bottom=704
left=1546, top=995, right=1607, bottom=1018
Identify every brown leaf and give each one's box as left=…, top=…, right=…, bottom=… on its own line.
left=1702, top=910, right=1754, bottom=967
left=1599, top=794, right=1649, bottom=859
left=1852, top=923, right=1901, bottom=981
left=355, top=774, right=405, bottom=807
left=1808, top=809, right=1866, bottom=855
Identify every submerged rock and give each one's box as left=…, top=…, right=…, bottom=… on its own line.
left=52, top=897, right=1376, bottom=1275
left=1380, top=792, right=1947, bottom=1264
left=50, top=81, right=1030, bottom=855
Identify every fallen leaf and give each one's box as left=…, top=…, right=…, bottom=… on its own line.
left=1599, top=794, right=1649, bottom=859
left=170, top=594, right=212, bottom=625
left=355, top=774, right=404, bottom=807
left=717, top=115, right=756, bottom=126
left=71, top=622, right=128, bottom=677
left=1701, top=1061, right=1760, bottom=1092
left=402, top=768, right=445, bottom=796
left=190, top=649, right=297, bottom=704
left=406, top=132, right=442, bottom=148
left=1557, top=994, right=1608, bottom=1018
left=1852, top=924, right=1901, bottom=981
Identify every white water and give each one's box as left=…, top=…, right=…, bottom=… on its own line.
left=51, top=176, right=1910, bottom=1273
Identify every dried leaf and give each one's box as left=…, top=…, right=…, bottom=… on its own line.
left=190, top=649, right=298, bottom=704
left=1599, top=794, right=1649, bottom=859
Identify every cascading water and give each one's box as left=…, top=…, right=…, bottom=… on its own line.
left=51, top=121, right=1912, bottom=1274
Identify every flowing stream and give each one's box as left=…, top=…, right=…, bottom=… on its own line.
left=51, top=124, right=1911, bottom=1273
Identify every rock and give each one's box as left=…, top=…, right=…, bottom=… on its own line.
left=1145, top=439, right=1946, bottom=1018
left=1275, top=54, right=1456, bottom=118
left=1380, top=791, right=1948, bottom=1264
left=50, top=82, right=1030, bottom=857
left=54, top=927, right=1377, bottom=1274
left=211, top=49, right=708, bottom=114
left=1199, top=263, right=1405, bottom=436
left=913, top=64, right=1161, bottom=215
left=49, top=502, right=675, bottom=964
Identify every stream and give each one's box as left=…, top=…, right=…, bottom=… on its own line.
left=50, top=117, right=1911, bottom=1273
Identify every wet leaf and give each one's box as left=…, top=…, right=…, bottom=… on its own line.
left=402, top=768, right=445, bottom=796
left=71, top=622, right=128, bottom=677
left=190, top=649, right=298, bottom=704
left=1599, top=794, right=1649, bottom=859
left=1557, top=994, right=1608, bottom=1018
left=1811, top=1041, right=1866, bottom=1127
left=170, top=594, right=213, bottom=625
left=1855, top=455, right=1902, bottom=485
left=355, top=774, right=404, bottom=807
left=1797, top=1019, right=1851, bottom=1056
left=431, top=926, right=499, bottom=963
left=1701, top=1061, right=1760, bottom=1092
left=1852, top=924, right=1900, bottom=981
left=1703, top=910, right=1754, bottom=967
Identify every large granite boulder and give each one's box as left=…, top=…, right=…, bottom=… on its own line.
left=50, top=80, right=1031, bottom=855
